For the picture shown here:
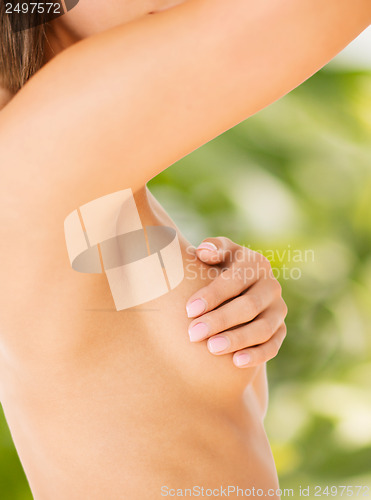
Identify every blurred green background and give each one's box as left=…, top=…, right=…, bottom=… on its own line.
left=1, top=40, right=370, bottom=500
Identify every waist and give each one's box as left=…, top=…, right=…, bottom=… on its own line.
left=1, top=360, right=277, bottom=499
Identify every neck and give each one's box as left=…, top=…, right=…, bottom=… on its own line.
left=0, top=86, right=13, bottom=110
left=44, top=21, right=81, bottom=64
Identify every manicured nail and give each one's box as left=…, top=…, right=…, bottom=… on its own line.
left=208, top=336, right=230, bottom=353
left=234, top=353, right=250, bottom=367
left=188, top=322, right=209, bottom=342
left=186, top=298, right=206, bottom=318
left=196, top=242, right=218, bottom=252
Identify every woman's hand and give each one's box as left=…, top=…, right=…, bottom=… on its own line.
left=186, top=237, right=287, bottom=368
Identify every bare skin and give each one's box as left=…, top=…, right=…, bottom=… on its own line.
left=0, top=187, right=279, bottom=499
left=0, top=0, right=370, bottom=498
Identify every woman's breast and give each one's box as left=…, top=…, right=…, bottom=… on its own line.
left=0, top=182, right=261, bottom=405
left=71, top=240, right=261, bottom=404
left=136, top=257, right=261, bottom=403
left=0, top=226, right=263, bottom=409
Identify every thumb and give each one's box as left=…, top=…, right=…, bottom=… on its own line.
left=195, top=238, right=224, bottom=265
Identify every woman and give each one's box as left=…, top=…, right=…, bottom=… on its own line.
left=0, top=0, right=369, bottom=498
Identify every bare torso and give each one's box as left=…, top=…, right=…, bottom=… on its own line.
left=0, top=183, right=278, bottom=499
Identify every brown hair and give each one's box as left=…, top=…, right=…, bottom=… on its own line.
left=0, top=4, right=48, bottom=94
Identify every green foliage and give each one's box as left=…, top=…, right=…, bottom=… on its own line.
left=1, top=68, right=370, bottom=498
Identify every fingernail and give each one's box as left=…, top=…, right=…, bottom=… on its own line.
left=188, top=322, right=209, bottom=342
left=234, top=353, right=250, bottom=367
left=186, top=298, right=206, bottom=318
left=196, top=242, right=218, bottom=252
left=208, top=336, right=230, bottom=353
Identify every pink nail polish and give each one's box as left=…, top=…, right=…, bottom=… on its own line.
left=197, top=242, right=218, bottom=252
left=188, top=322, right=209, bottom=342
left=208, top=336, right=229, bottom=353
left=186, top=298, right=206, bottom=318
left=234, top=353, right=250, bottom=367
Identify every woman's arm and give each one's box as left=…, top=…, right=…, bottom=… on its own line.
left=0, top=0, right=370, bottom=208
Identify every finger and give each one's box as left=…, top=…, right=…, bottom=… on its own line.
left=195, top=237, right=237, bottom=266
left=188, top=277, right=282, bottom=342
left=232, top=324, right=287, bottom=368
left=206, top=298, right=287, bottom=355
left=186, top=259, right=271, bottom=319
